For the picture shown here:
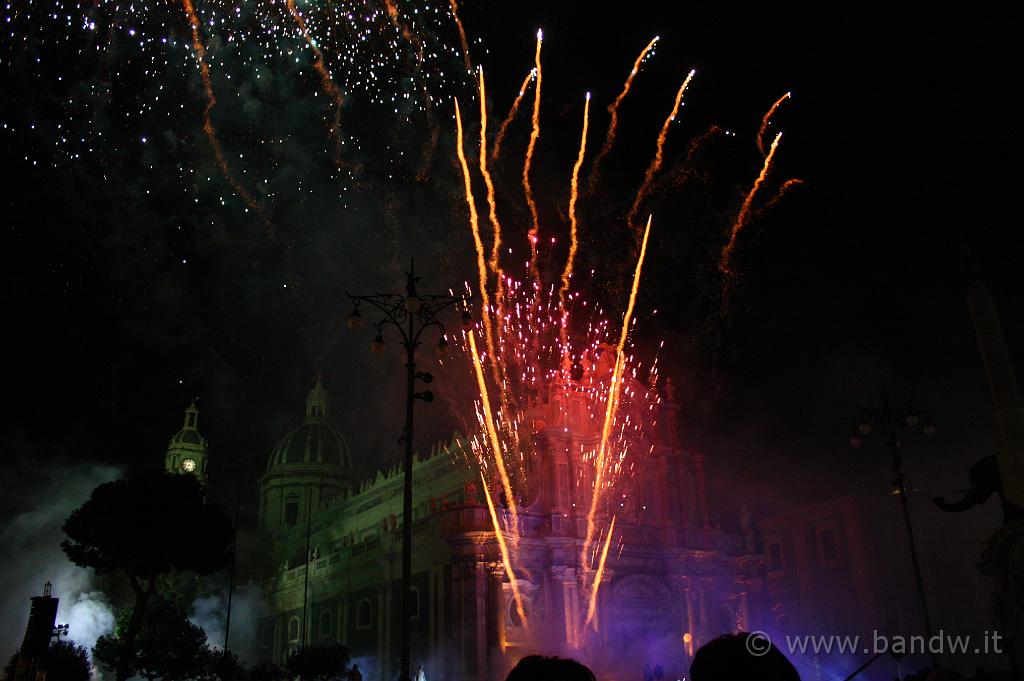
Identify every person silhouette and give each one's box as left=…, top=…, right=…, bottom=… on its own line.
left=348, top=663, right=362, bottom=681
left=505, top=655, right=596, bottom=681
left=690, top=633, right=800, bottom=681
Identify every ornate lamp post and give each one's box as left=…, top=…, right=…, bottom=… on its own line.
left=850, top=391, right=938, bottom=668
left=347, top=260, right=469, bottom=681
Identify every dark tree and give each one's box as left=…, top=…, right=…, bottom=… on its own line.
left=285, top=644, right=352, bottom=681
left=246, top=661, right=287, bottom=681
left=43, top=641, right=92, bottom=681
left=62, top=473, right=233, bottom=681
left=94, top=596, right=213, bottom=681
left=4, top=641, right=92, bottom=681
left=209, top=650, right=246, bottom=681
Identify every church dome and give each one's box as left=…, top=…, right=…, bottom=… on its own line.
left=169, top=400, right=206, bottom=447
left=171, top=427, right=205, bottom=446
left=266, top=379, right=353, bottom=471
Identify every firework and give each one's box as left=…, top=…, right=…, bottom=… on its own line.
left=479, top=470, right=528, bottom=627
left=720, top=131, right=782, bottom=279
left=758, top=91, right=791, bottom=157
left=467, top=330, right=520, bottom=540
left=2, top=0, right=472, bottom=186
left=286, top=0, right=347, bottom=168
left=524, top=29, right=544, bottom=282
left=454, top=99, right=499, bottom=379
left=492, top=69, right=536, bottom=162
left=180, top=0, right=270, bottom=232
left=627, top=70, right=696, bottom=241
left=385, top=0, right=425, bottom=64
left=477, top=70, right=507, bottom=298
left=580, top=216, right=652, bottom=594
left=559, top=92, right=591, bottom=341
left=764, top=177, right=806, bottom=211
left=589, top=36, right=660, bottom=193
left=584, top=515, right=617, bottom=632
left=449, top=0, right=473, bottom=72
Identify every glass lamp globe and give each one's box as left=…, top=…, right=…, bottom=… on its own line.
left=370, top=335, right=386, bottom=355
left=347, top=308, right=364, bottom=331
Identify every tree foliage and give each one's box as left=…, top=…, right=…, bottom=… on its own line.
left=285, top=645, right=352, bottom=681
left=4, top=640, right=92, bottom=681
left=62, top=472, right=233, bottom=681
left=245, top=661, right=287, bottom=681
left=62, top=473, right=232, bottom=578
left=94, top=597, right=211, bottom=681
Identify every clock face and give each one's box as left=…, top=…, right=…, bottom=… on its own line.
left=181, top=458, right=197, bottom=473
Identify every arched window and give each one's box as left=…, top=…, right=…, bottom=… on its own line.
left=285, top=495, right=300, bottom=527
left=356, top=599, right=372, bottom=630
left=319, top=609, right=333, bottom=637
left=409, top=586, right=421, bottom=619
left=287, top=616, right=301, bottom=643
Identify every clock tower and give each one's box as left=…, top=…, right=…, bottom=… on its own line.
left=165, top=399, right=208, bottom=483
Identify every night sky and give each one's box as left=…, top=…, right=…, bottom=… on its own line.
left=2, top=0, right=1020, bottom=669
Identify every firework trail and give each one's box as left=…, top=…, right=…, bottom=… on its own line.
left=580, top=216, right=652, bottom=597
left=492, top=69, right=535, bottom=162
left=559, top=92, right=591, bottom=341
left=467, top=330, right=520, bottom=543
left=764, top=177, right=805, bottom=211
left=474, top=70, right=515, bottom=400
left=384, top=0, right=425, bottom=64
left=523, top=29, right=544, bottom=282
left=180, top=0, right=270, bottom=232
left=477, top=71, right=505, bottom=284
left=626, top=70, right=695, bottom=241
left=588, top=36, right=659, bottom=193
left=454, top=99, right=499, bottom=375
left=479, top=470, right=528, bottom=627
left=449, top=0, right=473, bottom=72
left=584, top=515, right=617, bottom=632
left=383, top=0, right=437, bottom=180
left=476, top=69, right=513, bottom=352
left=720, top=131, right=782, bottom=279
left=757, top=91, right=790, bottom=157
left=286, top=0, right=346, bottom=167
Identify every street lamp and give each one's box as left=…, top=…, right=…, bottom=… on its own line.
left=850, top=391, right=938, bottom=668
left=347, top=260, right=469, bottom=681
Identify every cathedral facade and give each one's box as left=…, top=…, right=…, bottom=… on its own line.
left=247, top=373, right=765, bottom=681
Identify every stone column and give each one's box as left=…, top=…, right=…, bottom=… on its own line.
left=552, top=566, right=580, bottom=653
left=693, top=453, right=710, bottom=527
left=684, top=586, right=696, bottom=655
left=475, top=560, right=488, bottom=681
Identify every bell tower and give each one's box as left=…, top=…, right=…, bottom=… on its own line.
left=165, top=399, right=208, bottom=483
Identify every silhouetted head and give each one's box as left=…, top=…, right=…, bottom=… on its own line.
left=505, top=655, right=596, bottom=681
left=691, top=633, right=800, bottom=681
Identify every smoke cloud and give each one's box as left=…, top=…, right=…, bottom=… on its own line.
left=0, top=461, right=121, bottom=655
left=189, top=584, right=269, bottom=665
